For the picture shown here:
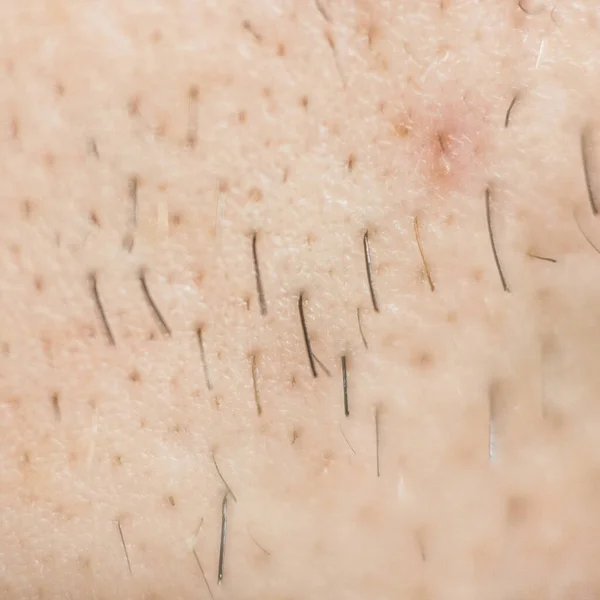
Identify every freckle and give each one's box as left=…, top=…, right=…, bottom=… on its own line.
left=237, top=110, right=247, bottom=124
left=411, top=350, right=434, bottom=369
left=213, top=395, right=223, bottom=410
left=157, top=182, right=168, bottom=193
left=262, top=87, right=272, bottom=98
left=506, top=495, right=529, bottom=525
left=300, top=95, right=309, bottom=110
left=54, top=232, right=61, bottom=247
left=472, top=269, right=484, bottom=283
left=217, top=351, right=223, bottom=361
left=113, top=455, right=123, bottom=467
left=189, top=85, right=199, bottom=100
left=170, top=213, right=182, bottom=227
left=393, top=119, right=410, bottom=137
left=282, top=167, right=290, bottom=182
left=194, top=271, right=205, bottom=287
left=151, top=29, right=163, bottom=43
left=277, top=42, right=286, bottom=56
left=55, top=82, right=65, bottom=97
left=1, top=342, right=10, bottom=357
left=148, top=331, right=157, bottom=341
left=22, top=451, right=31, bottom=465
left=218, top=179, right=229, bottom=193
left=155, top=120, right=167, bottom=138
left=129, top=369, right=141, bottom=383
left=140, top=419, right=147, bottom=429
left=307, top=232, right=317, bottom=246
left=128, top=95, right=141, bottom=116
left=290, top=375, right=297, bottom=388
left=9, top=243, right=20, bottom=259
left=170, top=377, right=180, bottom=391
left=168, top=495, right=176, bottom=507
left=89, top=210, right=100, bottom=227
left=243, top=295, right=251, bottom=310
left=43, top=152, right=55, bottom=168
left=446, top=311, right=458, bottom=324
left=249, top=187, right=263, bottom=202
left=443, top=213, right=455, bottom=226
left=8, top=396, right=21, bottom=408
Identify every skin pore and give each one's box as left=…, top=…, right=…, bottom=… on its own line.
left=3, top=0, right=600, bottom=598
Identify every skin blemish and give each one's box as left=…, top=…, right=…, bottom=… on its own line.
left=55, top=82, right=65, bottom=97
left=34, top=275, right=44, bottom=292
left=248, top=187, right=263, bottom=203
left=390, top=89, right=492, bottom=196
left=506, top=495, right=529, bottom=525
left=129, top=369, right=141, bottom=383
left=113, top=455, right=123, bottom=467
left=237, top=110, right=247, bottom=124
left=277, top=43, right=286, bottom=56
left=89, top=210, right=100, bottom=227
left=1, top=342, right=10, bottom=357
left=128, top=95, right=141, bottom=117
left=411, top=350, right=435, bottom=369
left=168, top=495, right=176, bottom=507
left=300, top=95, right=309, bottom=110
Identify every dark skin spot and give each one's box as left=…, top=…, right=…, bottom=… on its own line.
left=506, top=495, right=529, bottom=525
left=22, top=451, right=31, bottom=466
left=113, top=455, right=123, bottom=467
left=411, top=350, right=434, bottom=369
left=128, top=95, right=141, bottom=117
left=43, top=152, right=55, bottom=169
left=291, top=428, right=300, bottom=444
left=151, top=29, right=163, bottom=43
left=170, top=213, right=182, bottom=227
left=34, top=275, right=44, bottom=292
left=472, top=269, right=484, bottom=283
left=168, top=495, right=176, bottom=507
left=1, top=342, right=10, bottom=357
left=277, top=42, right=286, bottom=56
left=238, top=110, right=247, bottom=124
left=129, top=369, right=141, bottom=383
left=300, top=95, right=309, bottom=110
left=248, top=187, right=263, bottom=202
left=55, top=82, right=65, bottom=97
left=89, top=211, right=100, bottom=227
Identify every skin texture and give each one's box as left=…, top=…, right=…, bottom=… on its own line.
left=3, top=0, right=600, bottom=598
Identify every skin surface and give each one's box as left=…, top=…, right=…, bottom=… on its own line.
left=3, top=0, right=600, bottom=598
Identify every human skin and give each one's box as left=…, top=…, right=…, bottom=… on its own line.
left=2, top=0, right=600, bottom=598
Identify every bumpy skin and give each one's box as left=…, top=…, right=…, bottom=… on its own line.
left=2, top=1, right=600, bottom=599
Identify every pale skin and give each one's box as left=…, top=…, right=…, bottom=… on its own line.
left=2, top=0, right=600, bottom=598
